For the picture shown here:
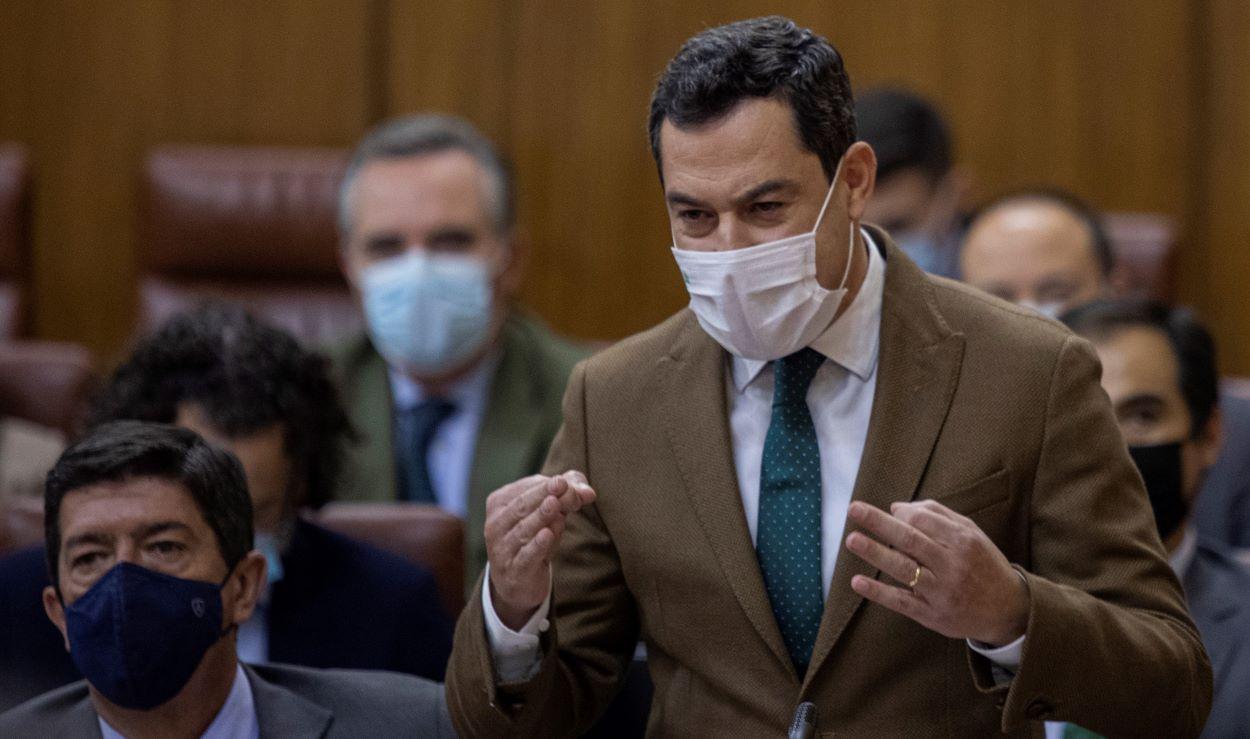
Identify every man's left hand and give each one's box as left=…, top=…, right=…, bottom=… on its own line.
left=844, top=499, right=1029, bottom=647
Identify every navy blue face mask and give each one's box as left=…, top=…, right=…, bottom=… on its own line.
left=64, top=562, right=233, bottom=710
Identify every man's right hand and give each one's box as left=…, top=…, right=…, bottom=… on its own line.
left=485, top=471, right=597, bottom=630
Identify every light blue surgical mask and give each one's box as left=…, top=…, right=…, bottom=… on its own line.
left=895, top=229, right=960, bottom=279
left=360, top=251, right=494, bottom=375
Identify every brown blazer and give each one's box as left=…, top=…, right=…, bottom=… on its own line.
left=447, top=231, right=1212, bottom=738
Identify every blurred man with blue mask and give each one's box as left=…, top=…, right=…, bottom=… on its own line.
left=332, top=115, right=587, bottom=584
left=1061, top=299, right=1250, bottom=739
left=855, top=87, right=970, bottom=279
left=960, top=188, right=1114, bottom=319
left=0, top=421, right=454, bottom=737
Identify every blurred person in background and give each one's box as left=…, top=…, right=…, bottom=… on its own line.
left=959, top=188, right=1114, bottom=318
left=0, top=421, right=454, bottom=737
left=1060, top=298, right=1250, bottom=739
left=962, top=189, right=1250, bottom=560
left=0, top=410, right=64, bottom=502
left=855, top=87, right=970, bottom=278
left=332, top=114, right=587, bottom=583
left=0, top=305, right=452, bottom=709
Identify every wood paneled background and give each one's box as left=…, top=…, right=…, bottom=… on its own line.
left=1, top=1, right=1247, bottom=374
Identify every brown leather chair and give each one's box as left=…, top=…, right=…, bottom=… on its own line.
left=1104, top=212, right=1176, bottom=302
left=0, top=493, right=42, bottom=556
left=0, top=340, right=95, bottom=438
left=0, top=144, right=31, bottom=338
left=311, top=502, right=466, bottom=616
left=137, top=146, right=361, bottom=344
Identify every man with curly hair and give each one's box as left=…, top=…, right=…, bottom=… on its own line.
left=0, top=305, right=453, bottom=709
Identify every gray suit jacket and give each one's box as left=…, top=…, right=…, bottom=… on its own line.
left=1184, top=542, right=1250, bottom=739
left=1193, top=395, right=1250, bottom=549
left=0, top=662, right=456, bottom=738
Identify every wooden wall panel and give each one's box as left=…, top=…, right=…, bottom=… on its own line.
left=0, top=1, right=1246, bottom=371
left=0, top=1, right=377, bottom=358
left=1195, top=0, right=1250, bottom=375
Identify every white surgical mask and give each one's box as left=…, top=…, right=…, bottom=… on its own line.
left=1016, top=299, right=1065, bottom=320
left=360, top=251, right=494, bottom=375
left=671, top=160, right=856, bottom=361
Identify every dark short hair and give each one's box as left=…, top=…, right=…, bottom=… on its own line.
left=45, top=420, right=253, bottom=591
left=648, top=15, right=856, bottom=183
left=855, top=87, right=952, bottom=183
left=89, top=304, right=354, bottom=509
left=972, top=187, right=1115, bottom=278
left=338, top=114, right=514, bottom=235
left=1062, top=298, right=1220, bottom=437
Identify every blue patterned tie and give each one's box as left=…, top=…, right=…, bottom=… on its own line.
left=396, top=398, right=456, bottom=504
left=757, top=347, right=825, bottom=675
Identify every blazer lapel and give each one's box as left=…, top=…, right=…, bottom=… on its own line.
left=656, top=314, right=797, bottom=679
left=340, top=337, right=399, bottom=502
left=803, top=231, right=966, bottom=689
left=246, top=665, right=334, bottom=738
left=466, top=320, right=550, bottom=578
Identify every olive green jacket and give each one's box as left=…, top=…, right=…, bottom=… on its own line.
left=326, top=312, right=588, bottom=588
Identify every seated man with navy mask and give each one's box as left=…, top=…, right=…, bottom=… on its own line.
left=1059, top=299, right=1250, bottom=739
left=0, top=421, right=454, bottom=737
left=0, top=306, right=452, bottom=708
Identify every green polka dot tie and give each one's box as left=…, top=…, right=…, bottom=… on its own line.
left=757, top=347, right=825, bottom=675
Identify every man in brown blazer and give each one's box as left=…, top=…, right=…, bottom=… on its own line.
left=446, top=16, right=1212, bottom=737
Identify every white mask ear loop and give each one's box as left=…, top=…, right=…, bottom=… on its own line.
left=812, top=158, right=857, bottom=293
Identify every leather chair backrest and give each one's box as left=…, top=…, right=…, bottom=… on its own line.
left=0, top=144, right=31, bottom=338
left=1104, top=212, right=1176, bottom=302
left=138, top=146, right=361, bottom=344
left=311, top=502, right=466, bottom=617
left=0, top=340, right=95, bottom=437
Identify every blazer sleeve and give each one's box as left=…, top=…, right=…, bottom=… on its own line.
left=973, top=335, right=1213, bottom=736
left=446, top=360, right=641, bottom=738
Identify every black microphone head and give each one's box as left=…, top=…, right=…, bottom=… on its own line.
left=789, top=701, right=817, bottom=739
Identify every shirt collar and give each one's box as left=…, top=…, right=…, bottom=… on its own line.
left=388, top=349, right=501, bottom=414
left=731, top=227, right=886, bottom=392
left=98, top=664, right=256, bottom=739
left=1168, top=525, right=1198, bottom=580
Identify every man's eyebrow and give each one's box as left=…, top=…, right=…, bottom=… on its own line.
left=1117, top=393, right=1165, bottom=410
left=665, top=191, right=707, bottom=209
left=64, top=532, right=112, bottom=550
left=737, top=179, right=800, bottom=204
left=666, top=179, right=801, bottom=210
left=132, top=521, right=194, bottom=540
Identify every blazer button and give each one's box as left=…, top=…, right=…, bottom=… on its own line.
left=1025, top=699, right=1055, bottom=719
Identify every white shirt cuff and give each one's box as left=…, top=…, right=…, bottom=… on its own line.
left=967, top=633, right=1025, bottom=686
left=482, top=563, right=551, bottom=683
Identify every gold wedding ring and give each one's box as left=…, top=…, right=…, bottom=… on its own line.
left=907, top=564, right=923, bottom=591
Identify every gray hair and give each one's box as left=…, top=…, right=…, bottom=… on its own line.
left=337, top=114, right=514, bottom=237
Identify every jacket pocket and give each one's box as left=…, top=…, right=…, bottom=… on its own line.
left=929, top=467, right=1010, bottom=516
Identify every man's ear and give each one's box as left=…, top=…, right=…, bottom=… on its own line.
left=224, top=551, right=267, bottom=627
left=1196, top=406, right=1225, bottom=468
left=42, top=586, right=70, bottom=652
left=496, top=226, right=530, bottom=302
left=844, top=141, right=878, bottom=222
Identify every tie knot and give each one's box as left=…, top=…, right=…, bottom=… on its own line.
left=773, top=348, right=825, bottom=405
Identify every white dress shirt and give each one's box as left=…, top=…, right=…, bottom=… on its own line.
left=484, top=230, right=1023, bottom=681
left=99, top=664, right=258, bottom=739
left=388, top=351, right=500, bottom=518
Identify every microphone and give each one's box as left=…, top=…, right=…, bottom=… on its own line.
left=789, top=701, right=817, bottom=739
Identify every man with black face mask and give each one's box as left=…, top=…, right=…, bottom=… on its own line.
left=0, top=421, right=455, bottom=737
left=1064, top=298, right=1250, bottom=739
